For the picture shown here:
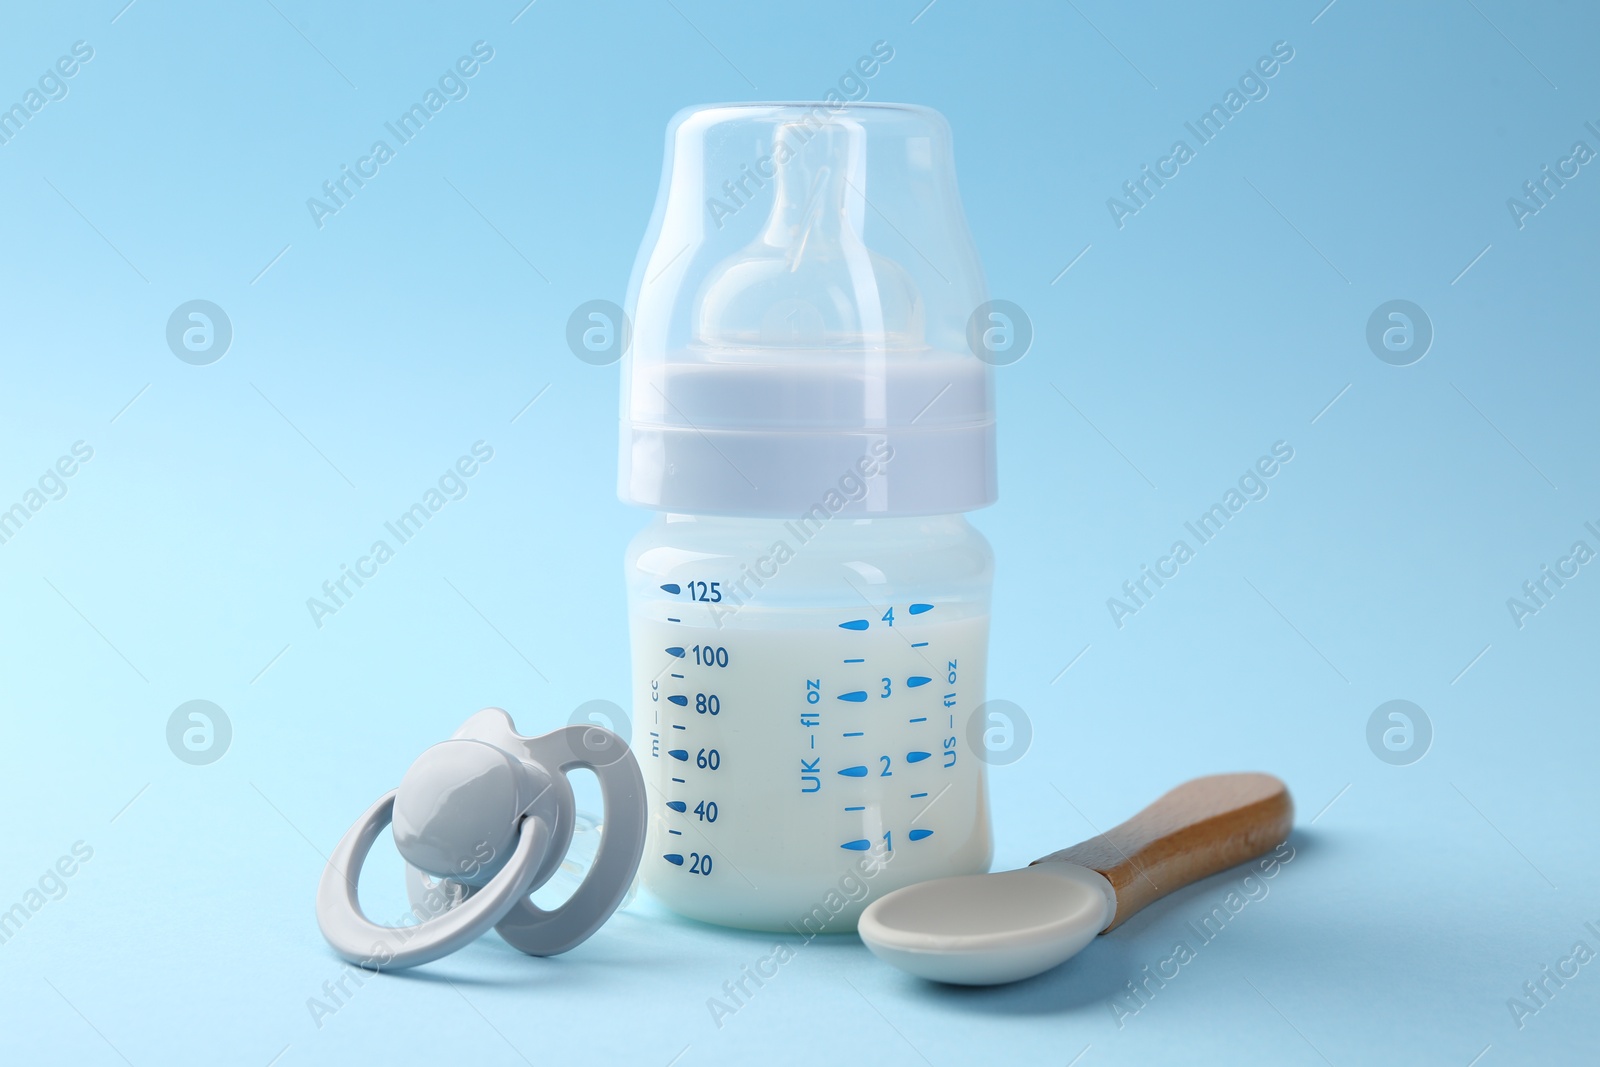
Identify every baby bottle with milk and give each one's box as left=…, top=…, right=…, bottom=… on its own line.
left=620, top=103, right=997, bottom=931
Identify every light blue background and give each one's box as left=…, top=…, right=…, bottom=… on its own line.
left=1, top=1, right=1596, bottom=1064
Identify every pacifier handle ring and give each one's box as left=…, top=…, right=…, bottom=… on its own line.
left=493, top=725, right=647, bottom=957
left=316, top=789, right=548, bottom=970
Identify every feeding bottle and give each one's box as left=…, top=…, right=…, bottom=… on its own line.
left=620, top=103, right=997, bottom=931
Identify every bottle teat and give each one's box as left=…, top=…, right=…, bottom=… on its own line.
left=620, top=102, right=997, bottom=518
left=698, top=120, right=923, bottom=350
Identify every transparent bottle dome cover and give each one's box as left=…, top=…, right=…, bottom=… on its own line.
left=620, top=102, right=996, bottom=518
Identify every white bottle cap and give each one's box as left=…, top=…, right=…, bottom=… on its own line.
left=620, top=103, right=996, bottom=517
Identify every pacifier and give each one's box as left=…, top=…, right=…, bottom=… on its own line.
left=316, top=708, right=646, bottom=970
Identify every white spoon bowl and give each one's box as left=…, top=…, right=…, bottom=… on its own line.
left=858, top=861, right=1116, bottom=985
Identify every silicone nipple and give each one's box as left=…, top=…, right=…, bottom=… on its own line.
left=536, top=810, right=640, bottom=910
left=698, top=120, right=924, bottom=350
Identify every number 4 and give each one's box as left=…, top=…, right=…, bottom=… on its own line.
left=882, top=608, right=894, bottom=626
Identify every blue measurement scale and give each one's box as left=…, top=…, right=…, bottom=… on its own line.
left=642, top=586, right=964, bottom=889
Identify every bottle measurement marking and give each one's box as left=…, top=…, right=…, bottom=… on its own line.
left=843, top=828, right=933, bottom=851
left=820, top=613, right=947, bottom=860
left=643, top=602, right=975, bottom=894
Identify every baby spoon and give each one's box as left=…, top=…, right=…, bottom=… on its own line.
left=857, top=772, right=1293, bottom=985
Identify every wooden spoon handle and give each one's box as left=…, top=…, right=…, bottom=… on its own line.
left=1032, top=773, right=1293, bottom=931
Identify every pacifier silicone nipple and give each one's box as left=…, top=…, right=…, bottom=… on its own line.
left=538, top=810, right=639, bottom=911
